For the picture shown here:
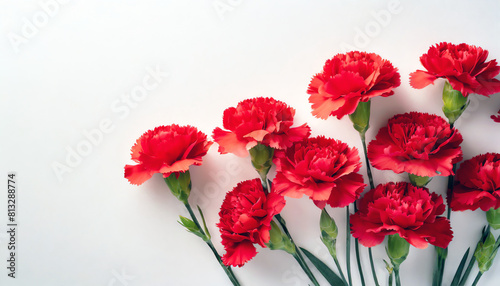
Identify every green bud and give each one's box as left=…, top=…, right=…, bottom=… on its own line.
left=320, top=209, right=338, bottom=239
left=474, top=230, right=499, bottom=273
left=249, top=143, right=274, bottom=183
left=387, top=234, right=410, bottom=267
left=349, top=100, right=371, bottom=136
left=266, top=220, right=295, bottom=254
left=486, top=208, right=500, bottom=230
left=320, top=209, right=338, bottom=257
left=408, top=173, right=432, bottom=187
left=164, top=171, right=192, bottom=204
left=442, top=81, right=469, bottom=125
left=178, top=215, right=205, bottom=240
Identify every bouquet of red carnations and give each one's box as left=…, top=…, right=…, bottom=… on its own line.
left=124, top=42, right=500, bottom=286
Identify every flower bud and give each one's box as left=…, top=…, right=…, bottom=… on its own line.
left=442, top=81, right=469, bottom=125
left=408, top=173, right=432, bottom=187
left=164, top=171, right=192, bottom=204
left=249, top=143, right=274, bottom=182
left=266, top=220, right=295, bottom=254
left=474, top=229, right=500, bottom=273
left=320, top=209, right=338, bottom=257
left=486, top=208, right=500, bottom=230
left=349, top=100, right=371, bottom=136
left=387, top=234, right=410, bottom=267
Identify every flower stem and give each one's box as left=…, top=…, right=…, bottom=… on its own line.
left=333, top=252, right=349, bottom=286
left=354, top=236, right=366, bottom=286
left=183, top=203, right=241, bottom=286
left=275, top=214, right=320, bottom=286
left=360, top=134, right=375, bottom=190
left=394, top=265, right=402, bottom=286
left=346, top=206, right=353, bottom=286
left=471, top=271, right=483, bottom=286
left=360, top=133, right=380, bottom=286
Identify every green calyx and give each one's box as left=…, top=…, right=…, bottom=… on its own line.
left=319, top=209, right=338, bottom=257
left=249, top=143, right=274, bottom=183
left=349, top=100, right=371, bottom=136
left=474, top=227, right=500, bottom=273
left=408, top=173, right=432, bottom=188
left=486, top=208, right=500, bottom=230
left=442, top=81, right=469, bottom=125
left=387, top=234, right=410, bottom=267
left=164, top=171, right=192, bottom=204
left=266, top=220, right=295, bottom=254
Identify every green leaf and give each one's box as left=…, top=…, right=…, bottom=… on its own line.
left=451, top=248, right=470, bottom=286
left=197, top=205, right=211, bottom=240
left=300, top=247, right=346, bottom=286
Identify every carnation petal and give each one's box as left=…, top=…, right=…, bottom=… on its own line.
left=222, top=241, right=257, bottom=267
left=124, top=164, right=153, bottom=186
left=409, top=70, right=437, bottom=89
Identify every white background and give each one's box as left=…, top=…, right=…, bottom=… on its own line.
left=1, top=0, right=500, bottom=285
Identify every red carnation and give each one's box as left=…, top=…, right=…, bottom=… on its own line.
left=307, top=51, right=400, bottom=119
left=410, top=42, right=500, bottom=96
left=273, top=136, right=365, bottom=209
left=218, top=179, right=285, bottom=267
left=124, top=125, right=212, bottom=185
left=351, top=182, right=453, bottom=249
left=450, top=153, right=500, bottom=212
left=368, top=112, right=463, bottom=177
left=213, top=97, right=310, bottom=157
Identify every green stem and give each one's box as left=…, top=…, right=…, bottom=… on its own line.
left=360, top=134, right=375, bottom=190
left=389, top=271, right=393, bottom=286
left=346, top=206, right=353, bottom=286
left=184, top=203, right=241, bottom=286
left=354, top=237, right=366, bottom=286
left=360, top=133, right=380, bottom=286
left=275, top=214, right=320, bottom=286
left=333, top=253, right=349, bottom=286
left=368, top=248, right=380, bottom=286
left=394, top=266, right=401, bottom=286
left=471, top=272, right=483, bottom=286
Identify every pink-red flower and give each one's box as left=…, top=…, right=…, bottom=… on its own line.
left=273, top=136, right=365, bottom=209
left=218, top=179, right=285, bottom=267
left=124, top=125, right=212, bottom=185
left=351, top=182, right=453, bottom=249
left=307, top=51, right=401, bottom=119
left=450, top=153, right=500, bottom=212
left=212, top=97, right=310, bottom=157
left=368, top=112, right=463, bottom=177
left=410, top=42, right=500, bottom=96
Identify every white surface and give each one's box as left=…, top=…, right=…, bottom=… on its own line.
left=1, top=1, right=500, bottom=285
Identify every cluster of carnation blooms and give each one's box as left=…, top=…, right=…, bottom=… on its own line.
left=124, top=42, right=500, bottom=286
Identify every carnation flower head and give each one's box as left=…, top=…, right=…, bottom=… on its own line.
left=213, top=97, right=310, bottom=157
left=218, top=179, right=285, bottom=267
left=368, top=112, right=463, bottom=177
left=410, top=42, right=500, bottom=96
left=350, top=182, right=453, bottom=249
left=124, top=124, right=212, bottom=185
left=450, top=153, right=500, bottom=212
left=308, top=51, right=401, bottom=119
left=273, top=136, right=365, bottom=209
